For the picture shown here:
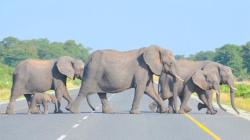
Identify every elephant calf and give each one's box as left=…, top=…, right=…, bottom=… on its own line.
left=28, top=93, right=57, bottom=114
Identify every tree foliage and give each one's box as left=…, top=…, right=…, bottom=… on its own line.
left=187, top=42, right=250, bottom=80
left=0, top=36, right=90, bottom=67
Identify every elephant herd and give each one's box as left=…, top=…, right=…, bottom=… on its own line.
left=4, top=45, right=239, bottom=115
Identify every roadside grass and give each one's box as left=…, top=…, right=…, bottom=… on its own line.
left=212, top=92, right=250, bottom=112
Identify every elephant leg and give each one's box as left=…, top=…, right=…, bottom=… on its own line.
left=130, top=84, right=145, bottom=114
left=148, top=101, right=158, bottom=112
left=55, top=89, right=63, bottom=113
left=198, top=91, right=217, bottom=115
left=145, top=81, right=168, bottom=113
left=63, top=89, right=73, bottom=109
left=43, top=102, right=49, bottom=114
left=24, top=94, right=32, bottom=109
left=178, top=87, right=192, bottom=114
left=66, top=89, right=90, bottom=113
left=168, top=97, right=174, bottom=113
left=6, top=88, right=25, bottom=114
left=205, top=91, right=217, bottom=115
left=179, top=94, right=192, bottom=113
left=98, top=93, right=113, bottom=113
left=53, top=102, right=58, bottom=113
left=29, top=98, right=39, bottom=114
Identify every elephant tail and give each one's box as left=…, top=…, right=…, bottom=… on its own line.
left=86, top=95, right=96, bottom=111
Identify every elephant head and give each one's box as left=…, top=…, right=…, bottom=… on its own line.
left=56, top=56, right=85, bottom=80
left=143, top=45, right=181, bottom=80
left=193, top=62, right=239, bottom=114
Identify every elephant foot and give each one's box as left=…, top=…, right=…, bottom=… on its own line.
left=6, top=108, right=15, bottom=114
left=66, top=105, right=80, bottom=114
left=198, top=103, right=206, bottom=111
left=206, top=109, right=217, bottom=115
left=178, top=108, right=185, bottom=114
left=168, top=106, right=174, bottom=113
left=160, top=107, right=169, bottom=113
left=43, top=111, right=49, bottom=114
left=184, top=107, right=192, bottom=113
left=55, top=109, right=63, bottom=114
left=130, top=109, right=140, bottom=114
left=148, top=102, right=157, bottom=112
left=102, top=106, right=113, bottom=114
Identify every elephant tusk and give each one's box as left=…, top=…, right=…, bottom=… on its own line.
left=231, top=86, right=237, bottom=90
left=175, top=75, right=184, bottom=82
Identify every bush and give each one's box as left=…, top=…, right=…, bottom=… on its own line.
left=0, top=63, right=13, bottom=89
left=220, top=83, right=250, bottom=98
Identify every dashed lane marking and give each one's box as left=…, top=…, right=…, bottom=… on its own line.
left=83, top=116, right=88, bottom=120
left=184, top=114, right=221, bottom=140
left=57, top=115, right=89, bottom=140
left=72, top=124, right=80, bottom=128
left=57, top=134, right=67, bottom=140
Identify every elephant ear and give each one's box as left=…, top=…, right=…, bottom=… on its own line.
left=143, top=45, right=163, bottom=75
left=56, top=56, right=75, bottom=79
left=192, top=70, right=209, bottom=90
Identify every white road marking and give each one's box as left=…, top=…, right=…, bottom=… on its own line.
left=72, top=124, right=80, bottom=128
left=57, top=134, right=67, bottom=140
left=83, top=116, right=88, bottom=120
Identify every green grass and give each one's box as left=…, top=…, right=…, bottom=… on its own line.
left=0, top=63, right=13, bottom=89
left=220, top=83, right=250, bottom=98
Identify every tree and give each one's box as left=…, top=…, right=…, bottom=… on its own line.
left=0, top=36, right=90, bottom=66
left=193, top=51, right=215, bottom=61
left=214, top=44, right=247, bottom=79
left=242, top=42, right=250, bottom=74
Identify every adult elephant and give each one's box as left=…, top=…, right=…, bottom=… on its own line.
left=66, top=45, right=182, bottom=114
left=149, top=60, right=239, bottom=114
left=6, top=56, right=84, bottom=114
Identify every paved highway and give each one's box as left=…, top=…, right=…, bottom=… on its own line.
left=1, top=88, right=250, bottom=140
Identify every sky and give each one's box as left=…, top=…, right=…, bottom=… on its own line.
left=0, top=0, right=250, bottom=56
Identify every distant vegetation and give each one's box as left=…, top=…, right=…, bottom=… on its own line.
left=0, top=36, right=90, bottom=67
left=177, top=42, right=250, bottom=80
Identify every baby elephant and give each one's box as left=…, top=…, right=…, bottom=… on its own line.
left=28, top=93, right=58, bottom=114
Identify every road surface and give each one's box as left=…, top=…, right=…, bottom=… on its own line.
left=1, top=88, right=250, bottom=140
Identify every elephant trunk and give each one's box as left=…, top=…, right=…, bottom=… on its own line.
left=215, top=91, right=227, bottom=111
left=229, top=86, right=240, bottom=114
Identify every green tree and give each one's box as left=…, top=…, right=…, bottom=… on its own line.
left=193, top=51, right=215, bottom=61
left=242, top=42, right=250, bottom=74
left=214, top=44, right=247, bottom=79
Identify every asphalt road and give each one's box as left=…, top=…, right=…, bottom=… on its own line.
left=1, top=88, right=250, bottom=140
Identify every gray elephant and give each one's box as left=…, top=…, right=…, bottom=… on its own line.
left=66, top=45, right=182, bottom=114
left=6, top=56, right=84, bottom=114
left=149, top=60, right=239, bottom=115
left=28, top=93, right=57, bottom=114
